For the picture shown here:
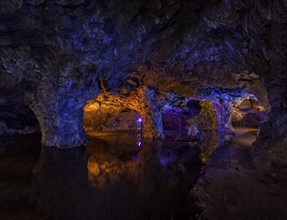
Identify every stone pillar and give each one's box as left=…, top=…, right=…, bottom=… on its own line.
left=138, top=86, right=166, bottom=139
left=212, top=99, right=234, bottom=133
left=25, top=93, right=87, bottom=149
left=212, top=99, right=234, bottom=144
left=141, top=110, right=165, bottom=139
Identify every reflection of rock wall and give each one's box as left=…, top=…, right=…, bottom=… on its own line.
left=187, top=101, right=218, bottom=131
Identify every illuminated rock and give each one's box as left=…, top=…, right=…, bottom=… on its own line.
left=84, top=86, right=177, bottom=139
left=0, top=0, right=285, bottom=154
left=187, top=100, right=218, bottom=131
left=213, top=99, right=234, bottom=133
left=187, top=124, right=199, bottom=137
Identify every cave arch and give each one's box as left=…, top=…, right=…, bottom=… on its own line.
left=83, top=86, right=169, bottom=139
left=0, top=89, right=40, bottom=137
left=162, top=99, right=218, bottom=137
left=84, top=105, right=140, bottom=134
left=231, top=98, right=267, bottom=129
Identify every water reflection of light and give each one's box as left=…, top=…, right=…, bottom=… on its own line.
left=160, top=156, right=177, bottom=166
left=87, top=160, right=101, bottom=182
left=133, top=153, right=140, bottom=159
left=86, top=133, right=220, bottom=189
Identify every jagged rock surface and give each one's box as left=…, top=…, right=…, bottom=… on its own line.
left=84, top=86, right=179, bottom=139
left=0, top=0, right=286, bottom=155
left=187, top=101, right=218, bottom=131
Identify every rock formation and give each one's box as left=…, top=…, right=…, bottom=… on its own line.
left=84, top=86, right=179, bottom=139
left=0, top=0, right=286, bottom=169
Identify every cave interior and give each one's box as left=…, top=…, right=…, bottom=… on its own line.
left=0, top=0, right=286, bottom=219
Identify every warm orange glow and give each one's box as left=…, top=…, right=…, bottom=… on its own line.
left=256, top=105, right=265, bottom=112
left=87, top=160, right=101, bottom=181
left=83, top=86, right=169, bottom=138
left=84, top=102, right=100, bottom=111
left=231, top=108, right=245, bottom=121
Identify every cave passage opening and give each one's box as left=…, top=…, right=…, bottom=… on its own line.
left=83, top=93, right=143, bottom=139
left=231, top=98, right=266, bottom=129
left=80, top=80, right=271, bottom=150
left=84, top=106, right=141, bottom=135
left=162, top=99, right=218, bottom=138
left=0, top=89, right=40, bottom=137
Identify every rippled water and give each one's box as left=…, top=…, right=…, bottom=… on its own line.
left=0, top=129, right=260, bottom=220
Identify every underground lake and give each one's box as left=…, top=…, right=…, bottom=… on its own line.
left=1, top=0, right=287, bottom=219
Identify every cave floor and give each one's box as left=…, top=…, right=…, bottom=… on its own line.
left=1, top=129, right=287, bottom=219
left=193, top=128, right=287, bottom=219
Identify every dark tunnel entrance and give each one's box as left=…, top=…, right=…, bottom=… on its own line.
left=162, top=99, right=218, bottom=138
left=0, top=89, right=40, bottom=137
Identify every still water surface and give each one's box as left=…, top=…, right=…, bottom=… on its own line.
left=0, top=130, right=254, bottom=220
